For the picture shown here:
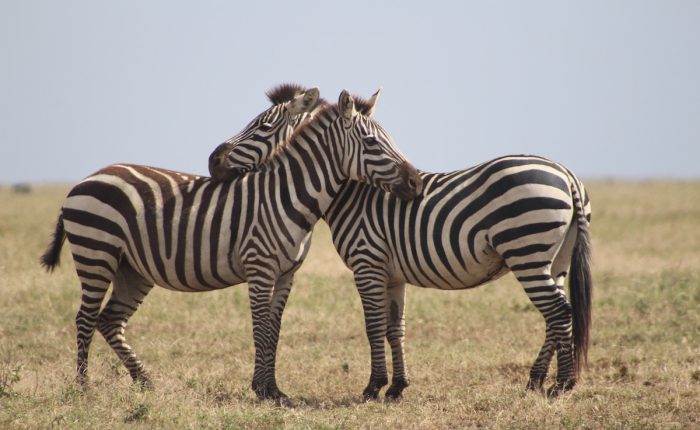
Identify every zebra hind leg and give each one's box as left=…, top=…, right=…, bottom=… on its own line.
left=544, top=224, right=581, bottom=397
left=384, top=282, right=409, bottom=400
left=512, top=265, right=576, bottom=396
left=525, top=329, right=557, bottom=392
left=75, top=280, right=110, bottom=387
left=96, top=261, right=154, bottom=388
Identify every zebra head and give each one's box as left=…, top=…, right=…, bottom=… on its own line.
left=208, top=84, right=322, bottom=181
left=335, top=89, right=423, bottom=201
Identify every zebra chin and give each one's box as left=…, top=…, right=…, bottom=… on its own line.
left=390, top=162, right=423, bottom=201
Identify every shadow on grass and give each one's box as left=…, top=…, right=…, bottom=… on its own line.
left=234, top=392, right=387, bottom=410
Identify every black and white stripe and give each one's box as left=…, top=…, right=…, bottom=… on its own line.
left=208, top=84, right=322, bottom=181
left=325, top=154, right=592, bottom=399
left=210, top=96, right=593, bottom=399
left=40, top=89, right=422, bottom=403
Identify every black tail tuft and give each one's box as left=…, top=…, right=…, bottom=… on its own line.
left=570, top=221, right=592, bottom=377
left=40, top=214, right=66, bottom=273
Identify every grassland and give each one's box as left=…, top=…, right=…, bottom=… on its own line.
left=0, top=181, right=698, bottom=429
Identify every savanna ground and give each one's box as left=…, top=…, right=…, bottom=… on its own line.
left=0, top=181, right=698, bottom=429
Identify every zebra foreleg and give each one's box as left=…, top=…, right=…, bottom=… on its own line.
left=385, top=282, right=409, bottom=400
left=97, top=263, right=154, bottom=388
left=246, top=277, right=283, bottom=402
left=354, top=269, right=390, bottom=401
left=261, top=273, right=295, bottom=405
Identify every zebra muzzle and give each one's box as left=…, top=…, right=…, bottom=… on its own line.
left=392, top=163, right=423, bottom=201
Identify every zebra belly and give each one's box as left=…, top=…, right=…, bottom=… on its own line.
left=123, top=250, right=246, bottom=292
left=388, top=236, right=510, bottom=291
left=130, top=227, right=312, bottom=291
left=394, top=257, right=509, bottom=290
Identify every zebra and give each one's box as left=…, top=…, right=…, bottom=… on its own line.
left=208, top=83, right=325, bottom=181
left=39, top=89, right=423, bottom=404
left=208, top=95, right=593, bottom=399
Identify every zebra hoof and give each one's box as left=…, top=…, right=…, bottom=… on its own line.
left=384, top=388, right=403, bottom=401
left=275, top=395, right=295, bottom=408
left=75, top=375, right=89, bottom=390
left=255, top=383, right=292, bottom=407
left=526, top=373, right=546, bottom=393
left=134, top=373, right=154, bottom=391
left=546, top=378, right=576, bottom=398
left=385, top=378, right=409, bottom=401
left=362, top=374, right=388, bottom=401
left=362, top=386, right=381, bottom=402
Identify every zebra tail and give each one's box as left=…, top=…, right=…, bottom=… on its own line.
left=40, top=213, right=66, bottom=273
left=569, top=184, right=592, bottom=378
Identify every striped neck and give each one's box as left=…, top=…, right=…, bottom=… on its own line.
left=249, top=107, right=345, bottom=228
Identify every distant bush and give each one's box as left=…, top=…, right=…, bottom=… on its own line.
left=12, top=183, right=32, bottom=194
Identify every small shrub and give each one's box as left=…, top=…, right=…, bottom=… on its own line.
left=0, top=352, right=22, bottom=397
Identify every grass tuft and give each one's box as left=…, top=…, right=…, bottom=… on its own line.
left=124, top=403, right=150, bottom=423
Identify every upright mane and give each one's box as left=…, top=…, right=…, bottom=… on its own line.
left=265, top=83, right=308, bottom=105
left=351, top=94, right=375, bottom=115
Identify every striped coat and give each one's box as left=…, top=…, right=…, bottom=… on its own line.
left=209, top=97, right=592, bottom=399
left=41, top=90, right=422, bottom=403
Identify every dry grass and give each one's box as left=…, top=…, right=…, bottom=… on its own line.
left=0, top=181, right=698, bottom=429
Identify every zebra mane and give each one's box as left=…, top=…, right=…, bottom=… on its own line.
left=265, top=83, right=308, bottom=105
left=265, top=83, right=329, bottom=107
left=262, top=104, right=338, bottom=167
left=351, top=94, right=376, bottom=115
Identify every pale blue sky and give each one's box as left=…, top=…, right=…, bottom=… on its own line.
left=1, top=1, right=699, bottom=183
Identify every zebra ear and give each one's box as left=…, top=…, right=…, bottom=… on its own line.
left=287, top=87, right=320, bottom=115
left=364, top=88, right=382, bottom=117
left=339, top=90, right=356, bottom=121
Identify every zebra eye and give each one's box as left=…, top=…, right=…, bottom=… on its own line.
left=363, top=135, right=380, bottom=146
left=259, top=123, right=274, bottom=132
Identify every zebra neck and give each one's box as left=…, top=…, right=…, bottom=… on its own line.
left=257, top=110, right=344, bottom=228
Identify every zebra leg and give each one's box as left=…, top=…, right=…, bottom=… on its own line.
left=246, top=277, right=279, bottom=401
left=96, top=262, right=154, bottom=388
left=513, top=266, right=575, bottom=396
left=75, top=280, right=110, bottom=387
left=354, top=268, right=390, bottom=400
left=545, top=224, right=580, bottom=397
left=260, top=272, right=295, bottom=405
left=526, top=330, right=556, bottom=392
left=543, top=299, right=577, bottom=398
left=385, top=282, right=409, bottom=400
